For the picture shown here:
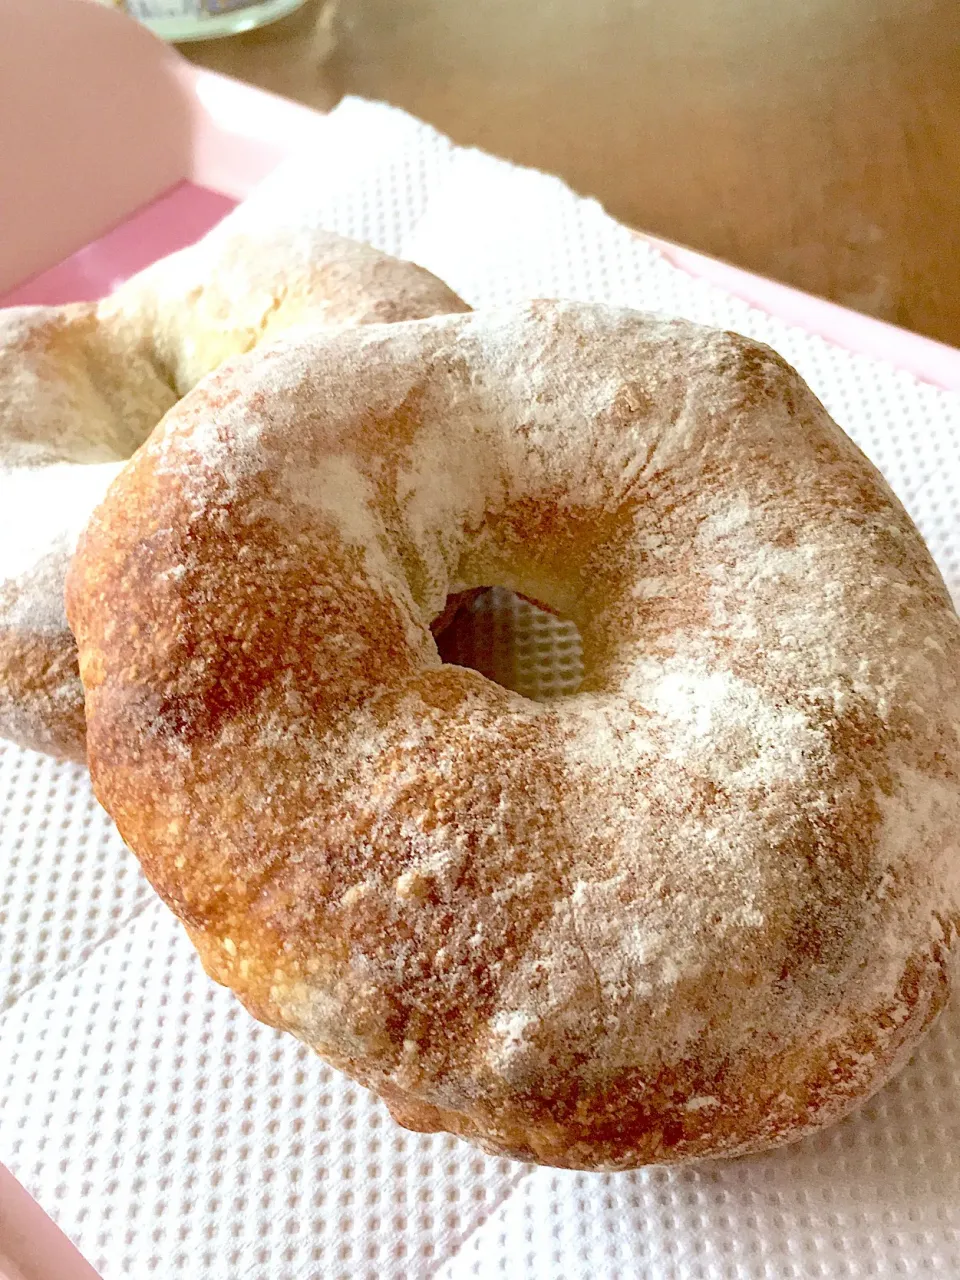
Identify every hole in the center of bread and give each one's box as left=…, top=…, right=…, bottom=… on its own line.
left=433, top=588, right=583, bottom=700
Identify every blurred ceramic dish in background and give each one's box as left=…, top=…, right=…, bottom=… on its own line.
left=98, top=0, right=307, bottom=42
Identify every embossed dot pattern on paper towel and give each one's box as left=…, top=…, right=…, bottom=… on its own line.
left=0, top=902, right=520, bottom=1280
left=0, top=742, right=152, bottom=1013
left=441, top=1000, right=960, bottom=1279
left=436, top=588, right=584, bottom=702
left=1, top=96, right=959, bottom=1280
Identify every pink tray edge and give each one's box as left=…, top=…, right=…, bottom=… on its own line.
left=646, top=234, right=960, bottom=391
left=172, top=58, right=326, bottom=199
left=0, top=1164, right=100, bottom=1280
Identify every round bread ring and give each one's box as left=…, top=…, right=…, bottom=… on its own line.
left=67, top=302, right=960, bottom=1169
left=0, top=225, right=468, bottom=762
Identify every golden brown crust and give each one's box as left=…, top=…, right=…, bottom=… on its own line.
left=67, top=303, right=960, bottom=1168
left=0, top=546, right=86, bottom=761
left=0, top=227, right=468, bottom=760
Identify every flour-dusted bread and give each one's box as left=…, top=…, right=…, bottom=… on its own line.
left=0, top=222, right=467, bottom=760
left=68, top=303, right=960, bottom=1168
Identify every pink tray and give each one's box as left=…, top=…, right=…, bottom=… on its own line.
left=3, top=0, right=960, bottom=388
left=3, top=0, right=960, bottom=1275
left=0, top=0, right=323, bottom=310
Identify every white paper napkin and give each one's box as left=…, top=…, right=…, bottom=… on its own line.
left=2, top=95, right=960, bottom=1280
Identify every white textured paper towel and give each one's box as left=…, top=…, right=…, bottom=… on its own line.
left=3, top=96, right=960, bottom=1280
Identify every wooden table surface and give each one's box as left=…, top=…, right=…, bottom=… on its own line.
left=182, top=0, right=960, bottom=346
